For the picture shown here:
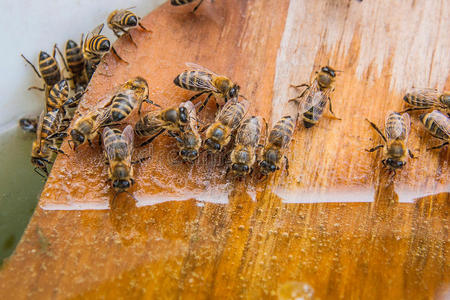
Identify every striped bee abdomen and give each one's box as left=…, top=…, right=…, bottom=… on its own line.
left=38, top=51, right=61, bottom=87
left=173, top=71, right=212, bottom=91
left=171, top=0, right=196, bottom=6
left=65, top=40, right=85, bottom=74
left=303, top=102, right=326, bottom=128
left=47, top=80, right=69, bottom=111
left=270, top=116, right=294, bottom=148
left=107, top=93, right=136, bottom=123
left=386, top=112, right=407, bottom=140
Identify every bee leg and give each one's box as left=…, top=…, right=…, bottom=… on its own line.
left=34, top=167, right=48, bottom=178
left=284, top=155, right=290, bottom=176
left=21, top=54, right=42, bottom=79
left=365, top=119, right=387, bottom=143
left=167, top=131, right=184, bottom=143
left=140, top=129, right=166, bottom=147
left=400, top=107, right=429, bottom=113
left=192, top=0, right=204, bottom=12
left=28, top=86, right=45, bottom=92
left=426, top=141, right=449, bottom=151
left=328, top=98, right=341, bottom=120
left=408, top=149, right=416, bottom=158
left=132, top=156, right=151, bottom=164
left=110, top=47, right=129, bottom=64
left=54, top=44, right=69, bottom=72
left=138, top=99, right=161, bottom=116
left=48, top=145, right=68, bottom=157
left=366, top=144, right=384, bottom=152
left=197, top=93, right=213, bottom=113
left=88, top=139, right=93, bottom=147
left=189, top=91, right=208, bottom=105
left=138, top=22, right=153, bottom=34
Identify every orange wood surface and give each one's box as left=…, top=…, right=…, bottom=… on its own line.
left=0, top=1, right=449, bottom=299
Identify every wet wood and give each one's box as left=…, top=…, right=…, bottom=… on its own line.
left=0, top=0, right=449, bottom=299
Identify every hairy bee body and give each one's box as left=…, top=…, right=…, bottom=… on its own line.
left=83, top=24, right=111, bottom=65
left=57, top=92, right=84, bottom=132
left=70, top=109, right=106, bottom=150
left=47, top=80, right=69, bottom=112
left=174, top=63, right=240, bottom=112
left=259, top=116, right=295, bottom=175
left=38, top=51, right=61, bottom=87
left=204, top=99, right=248, bottom=153
left=104, top=77, right=151, bottom=124
left=107, top=9, right=150, bottom=40
left=230, top=116, right=263, bottom=177
left=103, top=126, right=134, bottom=192
left=366, top=112, right=412, bottom=171
left=65, top=40, right=88, bottom=92
left=420, top=110, right=450, bottom=150
left=402, top=88, right=450, bottom=113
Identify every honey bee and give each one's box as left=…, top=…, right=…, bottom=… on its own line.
left=174, top=62, right=241, bottom=112
left=170, top=0, right=205, bottom=12
left=46, top=79, right=69, bottom=112
left=204, top=98, right=249, bottom=153
left=259, top=115, right=295, bottom=175
left=83, top=24, right=126, bottom=68
left=290, top=66, right=340, bottom=128
left=102, top=125, right=135, bottom=193
left=57, top=91, right=84, bottom=132
left=366, top=112, right=414, bottom=173
left=135, top=101, right=192, bottom=147
left=419, top=110, right=450, bottom=150
left=229, top=116, right=264, bottom=177
left=103, top=77, right=157, bottom=124
left=31, top=112, right=52, bottom=177
left=21, top=47, right=63, bottom=94
left=402, top=88, right=450, bottom=114
left=167, top=101, right=202, bottom=161
left=69, top=109, right=108, bottom=150
left=64, top=38, right=88, bottom=92
left=19, top=117, right=38, bottom=133
left=107, top=9, right=152, bottom=45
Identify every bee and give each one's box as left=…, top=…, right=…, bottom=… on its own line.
left=170, top=0, right=205, bottom=12
left=21, top=46, right=63, bottom=94
left=167, top=101, right=202, bottom=161
left=69, top=109, right=108, bottom=150
left=290, top=66, right=340, bottom=128
left=102, top=125, right=135, bottom=193
left=402, top=88, right=450, bottom=114
left=64, top=38, right=88, bottom=92
left=135, top=101, right=192, bottom=147
left=103, top=77, right=157, bottom=124
left=419, top=110, right=450, bottom=150
left=229, top=116, right=264, bottom=177
left=259, top=115, right=295, bottom=175
left=46, top=79, right=69, bottom=112
left=366, top=112, right=414, bottom=173
left=57, top=91, right=84, bottom=133
left=107, top=9, right=152, bottom=46
left=174, top=62, right=241, bottom=112
left=31, top=112, right=52, bottom=177
left=204, top=99, right=249, bottom=153
left=19, top=117, right=38, bottom=133
left=83, top=24, right=126, bottom=68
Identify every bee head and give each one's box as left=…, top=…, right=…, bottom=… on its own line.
left=231, top=163, right=250, bottom=176
left=259, top=160, right=277, bottom=175
left=130, top=77, right=148, bottom=90
left=180, top=149, right=199, bottom=161
left=386, top=158, right=406, bottom=169
left=205, top=138, right=221, bottom=152
left=112, top=179, right=133, bottom=191
left=70, top=129, right=85, bottom=148
left=228, top=84, right=240, bottom=99
left=179, top=107, right=189, bottom=125
left=321, top=66, right=336, bottom=77
left=440, top=93, right=450, bottom=108
left=126, top=14, right=138, bottom=27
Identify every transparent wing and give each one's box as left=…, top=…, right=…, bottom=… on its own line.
left=406, top=88, right=442, bottom=105
left=102, top=127, right=115, bottom=160
left=429, top=110, right=450, bottom=137
left=180, top=101, right=198, bottom=131
left=385, top=111, right=408, bottom=140
left=36, top=110, right=45, bottom=142
left=121, top=125, right=134, bottom=159
left=85, top=24, right=104, bottom=46
left=299, top=82, right=323, bottom=114
left=185, top=62, right=218, bottom=76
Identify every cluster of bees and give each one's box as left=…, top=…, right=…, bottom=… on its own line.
left=19, top=1, right=449, bottom=199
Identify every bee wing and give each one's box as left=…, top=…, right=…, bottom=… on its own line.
left=185, top=62, right=218, bottom=76
left=180, top=101, right=198, bottom=131
left=91, top=23, right=105, bottom=36
left=36, top=110, right=45, bottom=143
left=299, top=82, right=323, bottom=114
left=429, top=110, right=450, bottom=137
left=385, top=111, right=409, bottom=140
left=121, top=125, right=135, bottom=159
left=406, top=88, right=442, bottom=105
left=102, top=127, right=115, bottom=160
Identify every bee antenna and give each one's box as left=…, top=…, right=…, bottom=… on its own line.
left=67, top=140, right=74, bottom=150
left=238, top=94, right=248, bottom=101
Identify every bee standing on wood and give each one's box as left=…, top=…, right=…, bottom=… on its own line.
left=402, top=88, right=449, bottom=114
left=290, top=66, right=340, bottom=128
left=174, top=63, right=241, bottom=112
left=204, top=99, right=249, bottom=153
left=419, top=110, right=450, bottom=150
left=103, top=77, right=157, bottom=125
left=107, top=9, right=152, bottom=46
left=366, top=112, right=414, bottom=173
left=229, top=116, right=264, bottom=177
left=259, top=115, right=295, bottom=176
left=135, top=101, right=192, bottom=147
left=102, top=125, right=135, bottom=194
left=64, top=38, right=88, bottom=92
left=69, top=109, right=108, bottom=150
left=170, top=0, right=206, bottom=12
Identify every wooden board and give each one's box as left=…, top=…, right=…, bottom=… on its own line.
left=0, top=0, right=449, bottom=299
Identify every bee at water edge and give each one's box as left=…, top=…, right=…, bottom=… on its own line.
left=366, top=112, right=414, bottom=174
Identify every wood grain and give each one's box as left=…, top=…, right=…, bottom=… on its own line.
left=0, top=1, right=449, bottom=299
